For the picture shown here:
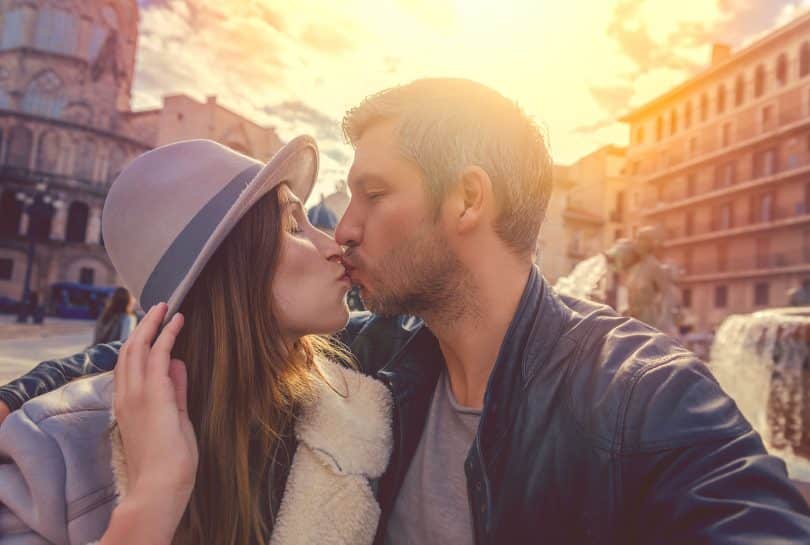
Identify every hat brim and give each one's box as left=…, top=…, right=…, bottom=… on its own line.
left=162, top=135, right=319, bottom=325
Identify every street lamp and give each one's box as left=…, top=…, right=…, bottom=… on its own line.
left=15, top=182, right=63, bottom=323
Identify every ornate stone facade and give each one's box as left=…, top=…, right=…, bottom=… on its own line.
left=0, top=0, right=282, bottom=306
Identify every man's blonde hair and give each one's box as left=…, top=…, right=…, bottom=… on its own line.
left=342, top=78, right=553, bottom=255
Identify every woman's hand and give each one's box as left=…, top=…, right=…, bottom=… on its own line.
left=101, top=303, right=198, bottom=545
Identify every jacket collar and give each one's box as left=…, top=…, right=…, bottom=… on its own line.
left=111, top=358, right=392, bottom=545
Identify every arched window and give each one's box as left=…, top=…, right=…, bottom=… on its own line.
left=35, top=131, right=61, bottom=172
left=74, top=139, right=97, bottom=181
left=735, top=75, right=745, bottom=106
left=107, top=145, right=126, bottom=182
left=65, top=202, right=89, bottom=243
left=754, top=65, right=766, bottom=98
left=776, top=54, right=788, bottom=85
left=684, top=102, right=692, bottom=129
left=716, top=84, right=726, bottom=114
left=801, top=43, right=810, bottom=78
left=34, top=8, right=78, bottom=55
left=22, top=71, right=66, bottom=118
left=5, top=125, right=33, bottom=168
left=0, top=190, right=23, bottom=236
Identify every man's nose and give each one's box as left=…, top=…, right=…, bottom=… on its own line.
left=335, top=207, right=361, bottom=248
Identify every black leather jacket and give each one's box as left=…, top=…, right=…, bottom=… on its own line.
left=2, top=267, right=809, bottom=544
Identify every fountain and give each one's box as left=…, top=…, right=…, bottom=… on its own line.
left=554, top=232, right=810, bottom=497
left=555, top=227, right=682, bottom=336
left=709, top=308, right=810, bottom=483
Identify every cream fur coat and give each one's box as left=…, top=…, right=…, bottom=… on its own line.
left=0, top=359, right=392, bottom=545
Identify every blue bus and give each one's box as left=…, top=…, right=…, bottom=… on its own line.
left=49, top=282, right=116, bottom=319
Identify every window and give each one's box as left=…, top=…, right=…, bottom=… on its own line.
left=801, top=42, right=810, bottom=78
left=735, top=75, right=745, bottom=106
left=717, top=242, right=728, bottom=272
left=656, top=116, right=663, bottom=141
left=763, top=149, right=776, bottom=176
left=700, top=93, right=709, bottom=121
left=0, top=190, right=23, bottom=236
left=717, top=84, right=726, bottom=114
left=713, top=202, right=733, bottom=230
left=721, top=123, right=732, bottom=147
left=65, top=202, right=89, bottom=243
left=0, top=9, right=26, bottom=49
left=614, top=190, right=625, bottom=221
left=686, top=174, right=697, bottom=197
left=753, top=148, right=778, bottom=177
left=750, top=192, right=774, bottom=223
left=79, top=267, right=95, bottom=285
left=22, top=71, right=66, bottom=119
left=685, top=210, right=694, bottom=236
left=756, top=237, right=770, bottom=268
left=760, top=193, right=773, bottom=222
left=682, top=288, right=692, bottom=308
left=5, top=125, right=33, bottom=168
left=684, top=102, right=692, bottom=129
left=0, top=257, right=12, bottom=280
left=754, top=282, right=769, bottom=306
left=754, top=65, right=766, bottom=98
left=714, top=162, right=736, bottom=188
left=670, top=109, right=678, bottom=135
left=799, top=229, right=810, bottom=264
left=34, top=9, right=78, bottom=55
left=805, top=180, right=810, bottom=215
left=74, top=139, right=97, bottom=181
left=684, top=248, right=693, bottom=274
left=36, top=131, right=61, bottom=172
left=776, top=54, right=788, bottom=85
left=636, top=126, right=644, bottom=144
left=714, top=285, right=728, bottom=308
left=761, top=105, right=773, bottom=132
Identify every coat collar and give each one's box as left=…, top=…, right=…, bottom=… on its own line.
left=111, top=358, right=392, bottom=545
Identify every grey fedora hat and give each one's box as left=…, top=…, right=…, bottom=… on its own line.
left=102, top=135, right=319, bottom=324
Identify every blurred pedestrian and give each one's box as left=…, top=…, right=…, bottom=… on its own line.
left=92, top=286, right=137, bottom=344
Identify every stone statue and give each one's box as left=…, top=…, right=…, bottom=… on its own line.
left=788, top=279, right=810, bottom=307
left=604, top=226, right=681, bottom=336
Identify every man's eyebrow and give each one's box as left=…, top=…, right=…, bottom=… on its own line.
left=350, top=174, right=389, bottom=190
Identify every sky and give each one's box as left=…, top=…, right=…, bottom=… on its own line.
left=133, top=0, right=810, bottom=197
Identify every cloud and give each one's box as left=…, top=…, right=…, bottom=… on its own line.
left=129, top=0, right=802, bottom=172
left=300, top=24, right=357, bottom=55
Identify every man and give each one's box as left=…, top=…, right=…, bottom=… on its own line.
left=1, top=79, right=809, bottom=544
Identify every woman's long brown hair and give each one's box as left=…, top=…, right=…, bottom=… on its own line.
left=169, top=186, right=343, bottom=545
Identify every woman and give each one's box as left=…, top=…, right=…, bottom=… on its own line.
left=92, top=287, right=137, bottom=344
left=0, top=137, right=392, bottom=545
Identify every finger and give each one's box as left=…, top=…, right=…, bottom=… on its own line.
left=127, top=304, right=167, bottom=397
left=168, top=359, right=189, bottom=415
left=147, top=313, right=185, bottom=382
left=113, top=342, right=128, bottom=407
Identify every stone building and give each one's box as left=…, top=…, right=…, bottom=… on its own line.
left=538, top=146, right=628, bottom=285
left=0, top=0, right=282, bottom=307
left=621, top=11, right=810, bottom=333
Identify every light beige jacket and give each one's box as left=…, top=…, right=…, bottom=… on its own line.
left=0, top=359, right=392, bottom=545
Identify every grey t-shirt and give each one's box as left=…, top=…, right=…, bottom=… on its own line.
left=384, top=371, right=482, bottom=545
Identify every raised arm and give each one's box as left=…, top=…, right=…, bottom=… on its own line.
left=0, top=342, right=121, bottom=418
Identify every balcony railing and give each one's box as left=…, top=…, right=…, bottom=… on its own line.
left=0, top=165, right=104, bottom=195
left=663, top=212, right=810, bottom=247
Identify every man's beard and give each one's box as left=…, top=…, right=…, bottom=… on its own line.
left=357, top=226, right=471, bottom=320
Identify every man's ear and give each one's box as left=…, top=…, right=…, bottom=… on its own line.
left=452, top=165, right=491, bottom=233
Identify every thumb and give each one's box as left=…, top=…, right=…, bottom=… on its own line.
left=168, top=359, right=189, bottom=414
